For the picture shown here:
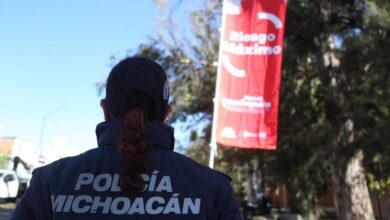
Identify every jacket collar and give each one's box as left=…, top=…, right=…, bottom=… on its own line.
left=96, top=119, right=175, bottom=150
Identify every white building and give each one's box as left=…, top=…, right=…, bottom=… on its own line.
left=0, top=137, right=40, bottom=177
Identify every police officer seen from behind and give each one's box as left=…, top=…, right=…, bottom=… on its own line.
left=12, top=57, right=242, bottom=220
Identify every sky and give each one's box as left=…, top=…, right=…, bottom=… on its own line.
left=0, top=0, right=161, bottom=158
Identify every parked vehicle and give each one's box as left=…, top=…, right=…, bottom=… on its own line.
left=0, top=156, right=33, bottom=201
left=241, top=193, right=273, bottom=220
left=0, top=170, right=25, bottom=201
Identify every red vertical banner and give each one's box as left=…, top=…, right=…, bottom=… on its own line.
left=214, top=0, right=287, bottom=150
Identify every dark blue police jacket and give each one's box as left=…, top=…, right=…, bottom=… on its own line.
left=12, top=119, right=242, bottom=220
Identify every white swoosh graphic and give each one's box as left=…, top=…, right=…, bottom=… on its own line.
left=222, top=55, right=246, bottom=77
left=258, top=12, right=283, bottom=29
left=223, top=1, right=240, bottom=15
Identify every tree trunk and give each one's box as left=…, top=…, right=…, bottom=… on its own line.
left=246, top=162, right=256, bottom=203
left=330, top=150, right=375, bottom=220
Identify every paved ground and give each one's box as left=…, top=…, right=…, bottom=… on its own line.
left=0, top=202, right=15, bottom=220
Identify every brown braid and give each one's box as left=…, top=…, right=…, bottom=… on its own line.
left=118, top=107, right=149, bottom=195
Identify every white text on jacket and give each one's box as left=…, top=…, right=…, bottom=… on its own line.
left=51, top=171, right=201, bottom=215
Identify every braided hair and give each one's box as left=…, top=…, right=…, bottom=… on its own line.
left=105, top=58, right=169, bottom=195
left=118, top=92, right=166, bottom=195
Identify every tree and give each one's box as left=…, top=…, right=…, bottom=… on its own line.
left=104, top=0, right=390, bottom=218
left=271, top=0, right=389, bottom=218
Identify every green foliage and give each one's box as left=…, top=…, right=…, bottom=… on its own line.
left=276, top=0, right=390, bottom=215
left=367, top=173, right=390, bottom=194
left=117, top=0, right=390, bottom=217
left=0, top=152, right=10, bottom=169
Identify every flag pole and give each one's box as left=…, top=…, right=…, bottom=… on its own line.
left=209, top=0, right=231, bottom=168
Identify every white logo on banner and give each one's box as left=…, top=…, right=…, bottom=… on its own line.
left=258, top=12, right=283, bottom=29
left=223, top=0, right=283, bottom=29
left=243, top=131, right=267, bottom=139
left=222, top=54, right=246, bottom=77
left=223, top=0, right=241, bottom=15
left=220, top=127, right=238, bottom=139
left=221, top=1, right=283, bottom=77
left=221, top=95, right=271, bottom=113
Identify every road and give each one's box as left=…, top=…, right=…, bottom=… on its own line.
left=0, top=202, right=15, bottom=220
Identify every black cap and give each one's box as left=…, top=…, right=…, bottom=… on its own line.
left=105, top=57, right=169, bottom=118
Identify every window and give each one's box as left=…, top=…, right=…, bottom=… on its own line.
left=4, top=174, right=15, bottom=182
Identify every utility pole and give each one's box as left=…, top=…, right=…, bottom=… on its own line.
left=38, top=106, right=66, bottom=164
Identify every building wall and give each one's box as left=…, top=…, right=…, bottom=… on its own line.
left=11, top=138, right=40, bottom=168
left=0, top=138, right=39, bottom=178
left=0, top=138, right=15, bottom=156
left=268, top=178, right=389, bottom=219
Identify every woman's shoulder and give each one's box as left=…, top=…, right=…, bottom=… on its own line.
left=32, top=147, right=118, bottom=178
left=150, top=149, right=232, bottom=184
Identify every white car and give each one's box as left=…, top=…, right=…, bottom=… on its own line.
left=0, top=170, right=20, bottom=200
